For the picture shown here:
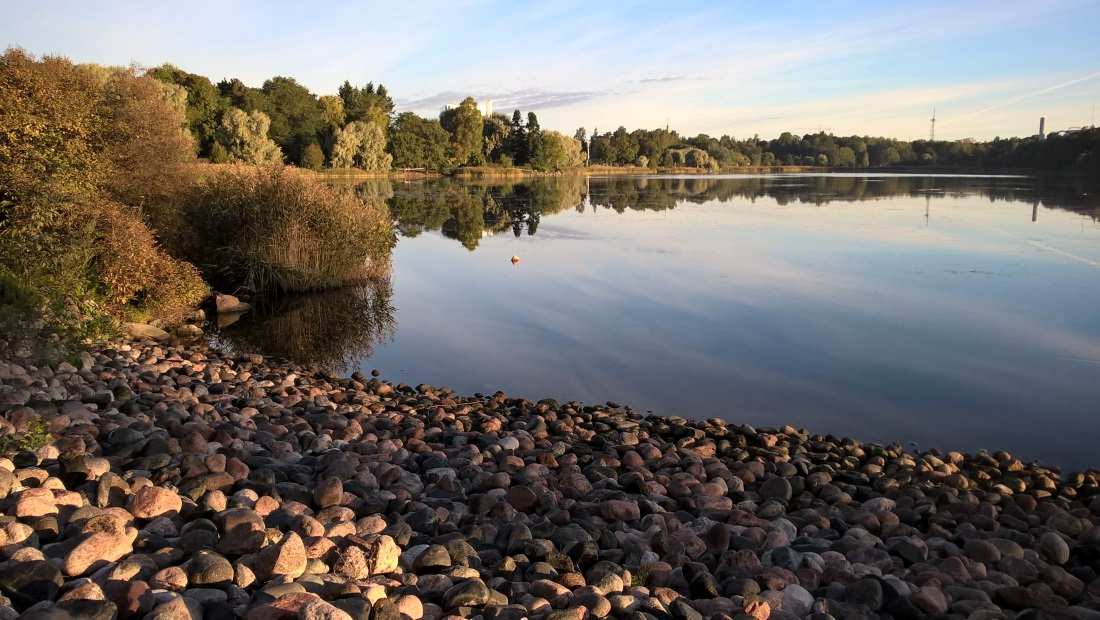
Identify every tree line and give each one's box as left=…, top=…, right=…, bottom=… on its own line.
left=586, top=126, right=1100, bottom=173
left=151, top=63, right=1100, bottom=175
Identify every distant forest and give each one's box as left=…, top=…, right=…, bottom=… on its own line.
left=150, top=64, right=1100, bottom=174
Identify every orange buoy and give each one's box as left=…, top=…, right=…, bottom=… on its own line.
left=510, top=255, right=520, bottom=264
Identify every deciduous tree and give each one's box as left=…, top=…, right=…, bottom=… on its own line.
left=331, top=121, right=392, bottom=171
left=220, top=108, right=283, bottom=164
left=389, top=112, right=450, bottom=171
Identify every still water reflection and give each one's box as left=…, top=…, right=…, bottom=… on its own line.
left=216, top=174, right=1100, bottom=470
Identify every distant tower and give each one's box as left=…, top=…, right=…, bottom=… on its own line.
left=929, top=108, right=936, bottom=142
left=1039, top=117, right=1046, bottom=140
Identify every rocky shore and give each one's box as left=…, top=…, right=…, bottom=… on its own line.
left=0, top=341, right=1099, bottom=620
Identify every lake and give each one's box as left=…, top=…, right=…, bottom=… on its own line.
left=214, top=173, right=1100, bottom=471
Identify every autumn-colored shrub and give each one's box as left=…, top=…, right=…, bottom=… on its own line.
left=173, top=165, right=394, bottom=294
left=93, top=201, right=207, bottom=324
left=0, top=48, right=204, bottom=349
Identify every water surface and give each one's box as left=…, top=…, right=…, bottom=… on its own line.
left=216, top=174, right=1100, bottom=470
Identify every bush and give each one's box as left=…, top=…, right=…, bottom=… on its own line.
left=0, top=48, right=204, bottom=347
left=93, top=201, right=207, bottom=324
left=174, top=165, right=394, bottom=294
left=299, top=143, right=324, bottom=170
left=209, top=142, right=230, bottom=163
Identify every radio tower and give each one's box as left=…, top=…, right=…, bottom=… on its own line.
left=930, top=108, right=936, bottom=142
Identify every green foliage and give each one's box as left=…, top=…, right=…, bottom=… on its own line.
left=835, top=146, right=857, bottom=168
left=631, top=564, right=654, bottom=588
left=209, top=141, right=230, bottom=163
left=663, top=147, right=710, bottom=168
left=482, top=113, right=511, bottom=163
left=147, top=63, right=225, bottom=156
left=300, top=142, right=324, bottom=170
left=507, top=110, right=529, bottom=164
left=174, top=166, right=395, bottom=294
left=258, top=76, right=324, bottom=164
left=441, top=97, right=484, bottom=166
left=609, top=126, right=639, bottom=164
left=0, top=417, right=51, bottom=454
left=529, top=131, right=584, bottom=172
left=220, top=108, right=283, bottom=164
left=389, top=112, right=451, bottom=170
left=331, top=121, right=392, bottom=171
left=339, top=81, right=394, bottom=126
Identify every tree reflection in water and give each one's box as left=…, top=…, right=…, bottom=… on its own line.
left=213, top=278, right=395, bottom=372
left=381, top=173, right=1099, bottom=249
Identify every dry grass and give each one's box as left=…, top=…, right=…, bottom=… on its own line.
left=173, top=164, right=395, bottom=294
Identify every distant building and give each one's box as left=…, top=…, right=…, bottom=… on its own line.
left=440, top=98, right=494, bottom=117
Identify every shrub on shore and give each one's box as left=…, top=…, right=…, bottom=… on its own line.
left=173, top=165, right=395, bottom=294
left=0, top=48, right=205, bottom=352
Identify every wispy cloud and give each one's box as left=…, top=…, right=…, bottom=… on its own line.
left=971, top=70, right=1100, bottom=115
left=398, top=88, right=610, bottom=114
left=2, top=0, right=1096, bottom=139
left=635, top=75, right=710, bottom=84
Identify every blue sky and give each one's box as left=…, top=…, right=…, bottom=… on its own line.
left=3, top=0, right=1099, bottom=139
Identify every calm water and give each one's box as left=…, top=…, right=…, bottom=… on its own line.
left=216, top=174, right=1100, bottom=470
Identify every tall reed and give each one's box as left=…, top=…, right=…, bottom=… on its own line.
left=173, top=165, right=395, bottom=294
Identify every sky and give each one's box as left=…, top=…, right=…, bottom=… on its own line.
left=3, top=0, right=1099, bottom=140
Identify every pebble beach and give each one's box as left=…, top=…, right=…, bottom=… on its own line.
left=0, top=340, right=1098, bottom=620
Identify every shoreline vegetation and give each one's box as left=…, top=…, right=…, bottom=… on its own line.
left=0, top=338, right=1097, bottom=619
left=4, top=47, right=1100, bottom=620
left=141, top=58, right=1100, bottom=178
left=1, top=45, right=1096, bottom=364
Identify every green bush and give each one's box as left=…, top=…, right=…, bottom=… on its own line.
left=173, top=165, right=395, bottom=294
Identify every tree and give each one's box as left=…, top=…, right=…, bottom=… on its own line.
left=389, top=112, right=450, bottom=171
left=0, top=50, right=206, bottom=340
left=529, top=131, right=584, bottom=171
left=210, top=142, right=230, bottom=163
left=338, top=80, right=393, bottom=126
left=589, top=131, right=613, bottom=164
left=318, top=95, right=346, bottom=163
left=146, top=63, right=224, bottom=156
left=573, top=127, right=587, bottom=154
left=506, top=110, right=529, bottom=164
left=835, top=147, right=856, bottom=168
left=440, top=97, right=483, bottom=166
left=216, top=77, right=268, bottom=114
left=257, top=76, right=323, bottom=165
left=220, top=108, right=283, bottom=164
left=300, top=143, right=324, bottom=170
left=610, top=127, right=639, bottom=164
left=331, top=121, right=392, bottom=171
left=99, top=69, right=197, bottom=208
left=526, top=111, right=540, bottom=134
left=483, top=113, right=511, bottom=163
